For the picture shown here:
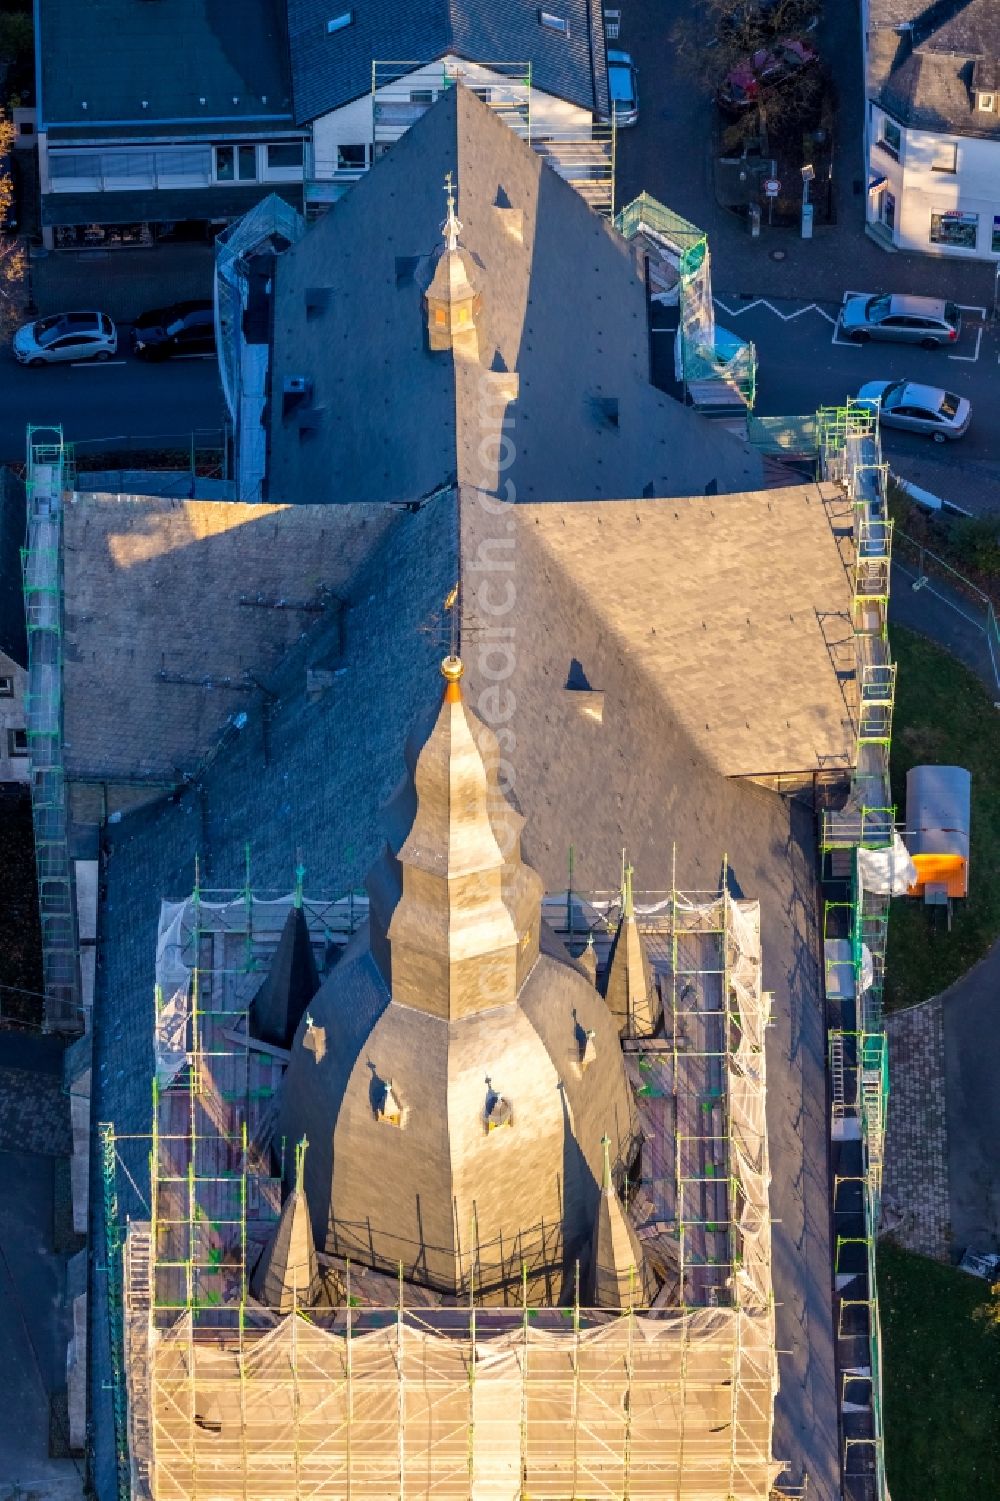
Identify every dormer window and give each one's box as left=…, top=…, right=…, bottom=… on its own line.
left=539, top=10, right=570, bottom=36
left=978, top=92, right=995, bottom=113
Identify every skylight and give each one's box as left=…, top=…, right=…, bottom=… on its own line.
left=327, top=11, right=353, bottom=33
left=538, top=10, right=570, bottom=36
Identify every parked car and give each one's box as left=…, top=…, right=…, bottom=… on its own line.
left=840, top=292, right=961, bottom=348
left=717, top=37, right=818, bottom=112
left=607, top=50, right=638, bottom=128
left=13, top=310, right=117, bottom=365
left=856, top=380, right=971, bottom=442
left=130, top=300, right=216, bottom=361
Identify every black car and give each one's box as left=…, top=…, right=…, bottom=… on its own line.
left=130, top=301, right=215, bottom=360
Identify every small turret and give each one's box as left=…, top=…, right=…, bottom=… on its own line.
left=591, top=1135, right=656, bottom=1310
left=600, top=856, right=661, bottom=1038
left=251, top=1138, right=321, bottom=1311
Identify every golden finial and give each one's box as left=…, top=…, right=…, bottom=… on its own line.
left=441, top=654, right=464, bottom=702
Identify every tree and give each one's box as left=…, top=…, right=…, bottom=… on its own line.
left=0, top=113, right=26, bottom=336
left=670, top=0, right=823, bottom=92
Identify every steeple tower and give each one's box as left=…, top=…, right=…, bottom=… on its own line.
left=368, top=656, right=542, bottom=1020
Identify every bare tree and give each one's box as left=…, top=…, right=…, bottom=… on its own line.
left=0, top=114, right=26, bottom=335
left=671, top=0, right=822, bottom=92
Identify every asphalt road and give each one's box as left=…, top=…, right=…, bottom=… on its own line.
left=714, top=291, right=1000, bottom=464
left=0, top=337, right=227, bottom=464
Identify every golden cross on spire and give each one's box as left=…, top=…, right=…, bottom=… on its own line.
left=443, top=171, right=461, bottom=252
left=444, top=581, right=460, bottom=659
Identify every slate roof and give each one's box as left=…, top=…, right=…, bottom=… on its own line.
left=266, top=86, right=764, bottom=507
left=87, top=483, right=841, bottom=1498
left=287, top=0, right=608, bottom=123
left=37, top=0, right=294, bottom=130
left=868, top=0, right=1000, bottom=137
left=62, top=494, right=398, bottom=782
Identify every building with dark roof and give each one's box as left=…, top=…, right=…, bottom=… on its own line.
left=225, top=85, right=764, bottom=504
left=34, top=0, right=306, bottom=249
left=288, top=0, right=611, bottom=210
left=864, top=0, right=1000, bottom=257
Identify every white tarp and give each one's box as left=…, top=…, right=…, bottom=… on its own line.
left=857, top=833, right=917, bottom=896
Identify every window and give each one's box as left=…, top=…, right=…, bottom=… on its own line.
left=7, top=728, right=27, bottom=757
left=410, top=89, right=435, bottom=104
left=539, top=9, right=570, bottom=35
left=214, top=145, right=258, bottom=182
left=327, top=10, right=353, bottom=31
left=0, top=675, right=13, bottom=696
left=930, top=210, right=978, bottom=250
left=881, top=190, right=896, bottom=231
left=993, top=215, right=1000, bottom=254
left=977, top=92, right=995, bottom=112
left=265, top=142, right=304, bottom=171
left=931, top=141, right=957, bottom=173
left=336, top=143, right=368, bottom=170
left=877, top=116, right=901, bottom=158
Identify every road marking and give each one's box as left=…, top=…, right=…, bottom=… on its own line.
left=949, top=325, right=983, bottom=363
left=70, top=359, right=126, bottom=367
left=714, top=296, right=835, bottom=324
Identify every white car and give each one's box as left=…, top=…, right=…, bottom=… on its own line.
left=13, top=310, right=117, bottom=366
left=856, top=380, right=971, bottom=443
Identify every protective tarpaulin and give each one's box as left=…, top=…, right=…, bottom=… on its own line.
left=857, top=833, right=917, bottom=895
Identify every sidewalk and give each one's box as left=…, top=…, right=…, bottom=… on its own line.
left=29, top=243, right=215, bottom=324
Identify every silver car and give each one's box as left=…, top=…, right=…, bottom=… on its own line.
left=840, top=292, right=960, bottom=348
left=608, top=50, right=638, bottom=128
left=857, top=380, right=971, bottom=442
left=13, top=310, right=117, bottom=365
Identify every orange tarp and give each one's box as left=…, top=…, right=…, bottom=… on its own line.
left=908, top=852, right=967, bottom=899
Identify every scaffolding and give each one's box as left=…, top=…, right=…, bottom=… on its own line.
left=105, top=875, right=782, bottom=1499
left=614, top=194, right=756, bottom=412
left=369, top=60, right=616, bottom=217
left=816, top=403, right=898, bottom=1501
left=21, top=425, right=81, bottom=1032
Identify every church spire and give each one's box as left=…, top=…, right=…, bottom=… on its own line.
left=600, top=854, right=661, bottom=1038
left=367, top=657, right=543, bottom=1020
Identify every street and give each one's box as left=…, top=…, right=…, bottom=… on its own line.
left=715, top=291, right=998, bottom=465
left=612, top=0, right=1000, bottom=506
left=0, top=335, right=226, bottom=464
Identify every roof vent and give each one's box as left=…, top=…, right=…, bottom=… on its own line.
left=305, top=287, right=332, bottom=319
left=592, top=395, right=619, bottom=430
left=485, top=1085, right=513, bottom=1131
left=283, top=375, right=312, bottom=417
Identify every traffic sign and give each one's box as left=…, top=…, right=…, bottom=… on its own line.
left=764, top=178, right=781, bottom=198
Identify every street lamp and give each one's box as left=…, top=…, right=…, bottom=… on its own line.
left=801, top=163, right=815, bottom=241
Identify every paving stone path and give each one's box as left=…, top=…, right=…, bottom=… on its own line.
left=883, top=998, right=950, bottom=1260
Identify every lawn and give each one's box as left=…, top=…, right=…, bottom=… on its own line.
left=884, top=626, right=1000, bottom=1010
left=879, top=1240, right=1000, bottom=1499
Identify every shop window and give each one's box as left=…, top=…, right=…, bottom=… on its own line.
left=929, top=211, right=978, bottom=250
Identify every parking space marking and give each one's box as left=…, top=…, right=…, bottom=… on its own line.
left=714, top=296, right=836, bottom=325
left=70, top=359, right=126, bottom=367
left=949, top=325, right=983, bottom=363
